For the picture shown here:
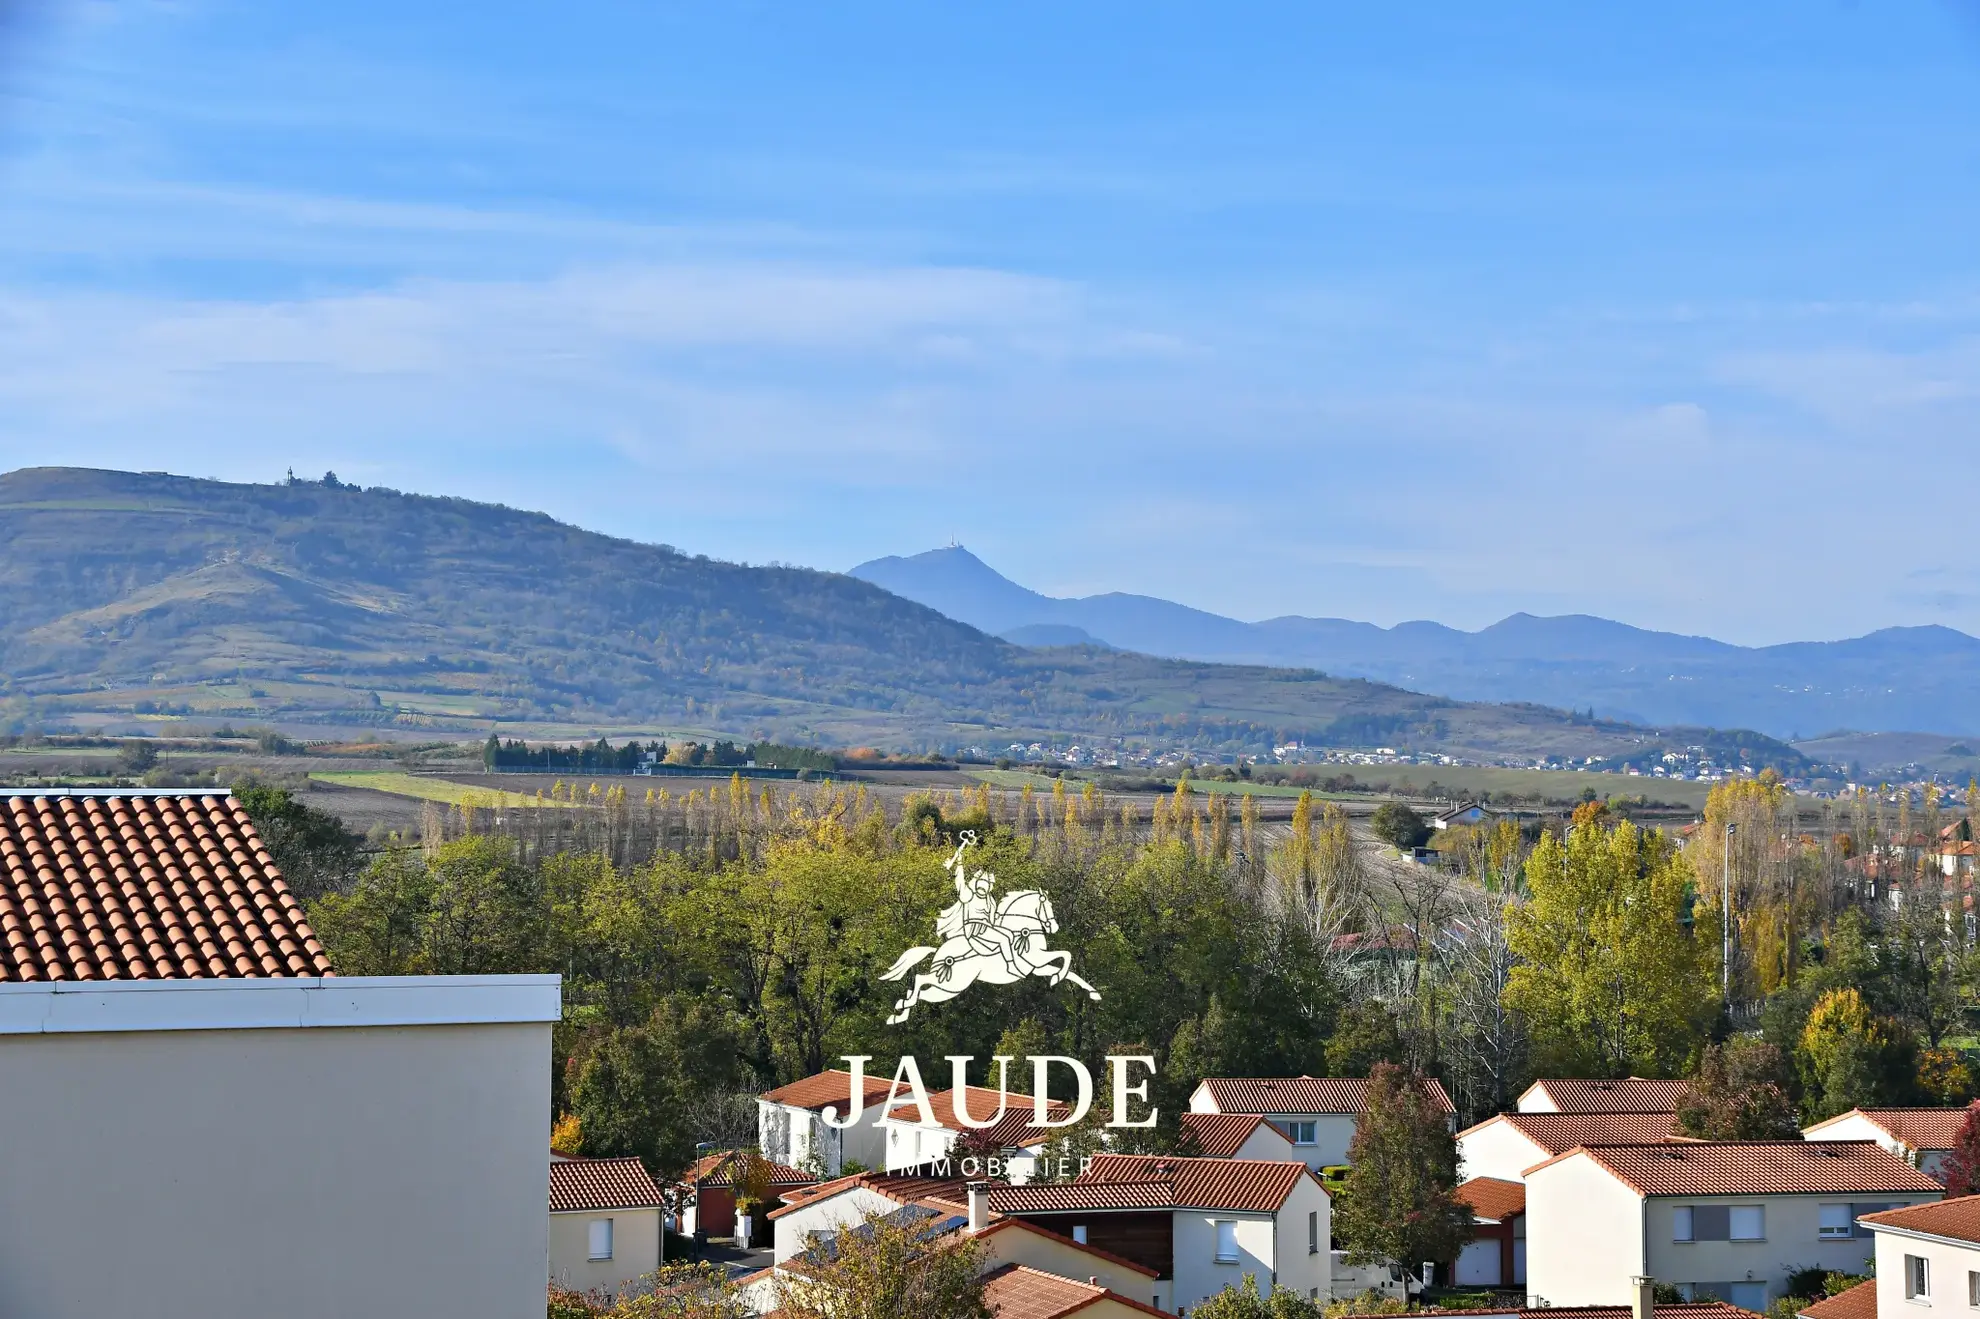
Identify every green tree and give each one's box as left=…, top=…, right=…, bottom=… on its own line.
left=236, top=782, right=365, bottom=899
left=1333, top=1063, right=1471, bottom=1272
left=308, top=848, right=436, bottom=974
left=574, top=996, right=746, bottom=1183
left=1195, top=1274, right=1327, bottom=1319
left=1326, top=1000, right=1408, bottom=1076
left=1677, top=1040, right=1801, bottom=1140
left=1505, top=818, right=1715, bottom=1077
left=1369, top=803, right=1430, bottom=852
left=1798, top=987, right=1915, bottom=1120
left=775, top=1206, right=990, bottom=1319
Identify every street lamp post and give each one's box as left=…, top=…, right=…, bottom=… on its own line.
left=1723, top=821, right=1737, bottom=1004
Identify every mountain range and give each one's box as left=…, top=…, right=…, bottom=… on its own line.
left=0, top=467, right=1810, bottom=771
left=850, top=546, right=1980, bottom=740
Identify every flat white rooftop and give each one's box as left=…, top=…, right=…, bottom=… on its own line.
left=0, top=974, right=562, bottom=1034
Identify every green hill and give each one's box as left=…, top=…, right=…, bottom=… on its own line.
left=0, top=467, right=1809, bottom=768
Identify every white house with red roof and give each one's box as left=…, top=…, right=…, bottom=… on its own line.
left=1455, top=1177, right=1527, bottom=1289
left=1457, top=1112, right=1689, bottom=1183
left=757, top=1068, right=896, bottom=1176
left=549, top=1155, right=666, bottom=1297
left=881, top=1083, right=1074, bottom=1182
left=1188, top=1075, right=1456, bottom=1169
left=1813, top=1198, right=1980, bottom=1319
left=988, top=1153, right=1333, bottom=1313
left=0, top=789, right=561, bottom=1319
left=1803, top=1108, right=1971, bottom=1182
left=1516, top=1077, right=1691, bottom=1115
left=1524, top=1140, right=1943, bottom=1310
left=1179, top=1112, right=1300, bottom=1162
left=758, top=1169, right=1172, bottom=1314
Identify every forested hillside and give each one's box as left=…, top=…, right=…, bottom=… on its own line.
left=0, top=467, right=1805, bottom=766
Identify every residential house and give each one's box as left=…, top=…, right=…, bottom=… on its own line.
left=1515, top=1077, right=1692, bottom=1114
left=1458, top=1112, right=1687, bottom=1183
left=759, top=1170, right=1170, bottom=1313
left=1437, top=1300, right=1746, bottom=1319
left=675, top=1150, right=817, bottom=1245
left=550, top=1156, right=665, bottom=1297
left=882, top=1083, right=1073, bottom=1181
left=1804, top=1109, right=1970, bottom=1181
left=1179, top=1112, right=1300, bottom=1162
left=0, top=789, right=560, bottom=1319
left=1523, top=1140, right=1942, bottom=1310
left=988, top=1153, right=1333, bottom=1314
left=1188, top=1075, right=1456, bottom=1170
left=980, top=1264, right=1170, bottom=1319
left=1454, top=1177, right=1526, bottom=1289
left=758, top=1068, right=896, bottom=1176
left=1434, top=803, right=1495, bottom=830
left=1815, top=1198, right=1980, bottom=1319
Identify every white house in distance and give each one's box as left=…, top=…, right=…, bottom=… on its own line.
left=549, top=1155, right=666, bottom=1298
left=1433, top=803, right=1494, bottom=830
left=760, top=1169, right=1171, bottom=1314
left=1458, top=1112, right=1687, bottom=1184
left=1797, top=1198, right=1980, bottom=1319
left=758, top=1068, right=896, bottom=1176
left=988, top=1153, right=1333, bottom=1314
left=1516, top=1077, right=1692, bottom=1114
left=0, top=789, right=560, bottom=1319
left=1803, top=1108, right=1969, bottom=1181
left=1188, top=1075, right=1456, bottom=1169
left=1524, top=1139, right=1942, bottom=1311
left=881, top=1083, right=1072, bottom=1181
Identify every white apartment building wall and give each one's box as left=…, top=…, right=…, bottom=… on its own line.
left=758, top=1097, right=889, bottom=1176
left=1457, top=1119, right=1553, bottom=1184
left=0, top=975, right=558, bottom=1319
left=1867, top=1217, right=1980, bottom=1316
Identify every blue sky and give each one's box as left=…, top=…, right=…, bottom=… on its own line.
left=2, top=2, right=1978, bottom=645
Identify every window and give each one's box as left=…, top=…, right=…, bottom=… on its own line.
left=1216, top=1221, right=1240, bottom=1263
left=1820, top=1206, right=1854, bottom=1240
left=1291, top=1121, right=1318, bottom=1146
left=1072, top=1225, right=1088, bottom=1245
left=1309, top=1210, right=1320, bottom=1255
left=1728, top=1284, right=1768, bottom=1311
left=1907, top=1254, right=1930, bottom=1300
left=588, top=1218, right=614, bottom=1262
left=1675, top=1205, right=1730, bottom=1242
left=1967, top=1271, right=1980, bottom=1307
left=1730, top=1206, right=1765, bottom=1241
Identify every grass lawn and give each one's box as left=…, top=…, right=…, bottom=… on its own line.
left=309, top=771, right=573, bottom=808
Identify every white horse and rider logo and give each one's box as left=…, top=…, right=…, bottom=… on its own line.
left=881, top=831, right=1102, bottom=1024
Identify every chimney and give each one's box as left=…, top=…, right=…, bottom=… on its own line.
left=1632, top=1276, right=1655, bottom=1319
left=967, top=1181, right=990, bottom=1234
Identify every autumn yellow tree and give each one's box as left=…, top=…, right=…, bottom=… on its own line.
left=1506, top=817, right=1715, bottom=1077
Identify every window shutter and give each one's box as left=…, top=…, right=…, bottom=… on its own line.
left=1216, top=1221, right=1239, bottom=1262
left=589, top=1218, right=614, bottom=1261
left=1673, top=1207, right=1694, bottom=1242
left=1729, top=1206, right=1763, bottom=1241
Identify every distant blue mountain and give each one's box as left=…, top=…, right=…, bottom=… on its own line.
left=850, top=546, right=1980, bottom=739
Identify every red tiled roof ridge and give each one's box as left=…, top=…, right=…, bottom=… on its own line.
left=681, top=1150, right=819, bottom=1188
left=1179, top=1112, right=1280, bottom=1157
left=1197, top=1074, right=1456, bottom=1115
left=1527, top=1138, right=1945, bottom=1196
left=1456, top=1176, right=1526, bottom=1222
left=1519, top=1077, right=1691, bottom=1114
left=979, top=1263, right=1172, bottom=1319
left=764, top=1168, right=969, bottom=1221
left=1796, top=1279, right=1878, bottom=1319
left=1806, top=1106, right=1974, bottom=1150
left=1857, top=1195, right=1980, bottom=1244
left=1457, top=1111, right=1687, bottom=1145
left=0, top=792, right=332, bottom=982
left=549, top=1156, right=664, bottom=1213
left=760, top=1068, right=897, bottom=1110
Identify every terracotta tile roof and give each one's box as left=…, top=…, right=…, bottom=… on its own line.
left=1196, top=1075, right=1455, bottom=1116
left=1459, top=1111, right=1687, bottom=1152
left=989, top=1154, right=1313, bottom=1215
left=974, top=1218, right=1160, bottom=1278
left=1798, top=1279, right=1878, bottom=1319
left=549, top=1156, right=665, bottom=1212
left=981, top=1264, right=1168, bottom=1319
left=0, top=792, right=332, bottom=981
left=765, top=1169, right=969, bottom=1221
left=1456, top=1176, right=1526, bottom=1222
left=1519, top=1078, right=1692, bottom=1113
left=886, top=1085, right=1073, bottom=1148
left=761, top=1068, right=896, bottom=1113
left=1805, top=1107, right=1973, bottom=1152
left=681, top=1151, right=819, bottom=1190
left=1531, top=1140, right=1945, bottom=1196
left=1179, top=1112, right=1286, bottom=1157
left=1858, top=1195, right=1980, bottom=1244
left=1441, top=1299, right=1750, bottom=1307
